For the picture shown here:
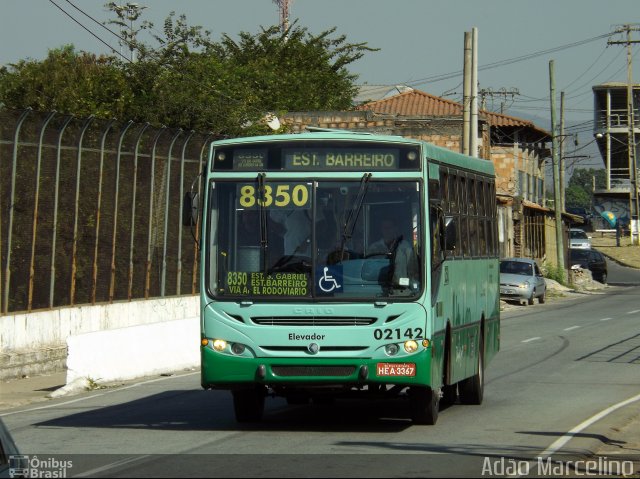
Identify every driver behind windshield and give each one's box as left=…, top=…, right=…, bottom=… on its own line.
left=368, top=218, right=418, bottom=288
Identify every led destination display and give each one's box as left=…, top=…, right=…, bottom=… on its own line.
left=212, top=141, right=421, bottom=171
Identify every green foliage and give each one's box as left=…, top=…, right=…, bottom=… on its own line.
left=85, top=377, right=105, bottom=391
left=544, top=263, right=567, bottom=286
left=0, top=45, right=132, bottom=118
left=565, top=185, right=591, bottom=209
left=0, top=9, right=377, bottom=136
left=565, top=168, right=606, bottom=209
left=568, top=168, right=606, bottom=191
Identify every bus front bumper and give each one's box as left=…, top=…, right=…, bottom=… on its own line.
left=201, top=347, right=432, bottom=389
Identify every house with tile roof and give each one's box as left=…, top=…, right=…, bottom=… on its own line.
left=282, top=87, right=568, bottom=264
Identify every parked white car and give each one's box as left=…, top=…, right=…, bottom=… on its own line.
left=569, top=228, right=592, bottom=250
left=499, top=258, right=546, bottom=306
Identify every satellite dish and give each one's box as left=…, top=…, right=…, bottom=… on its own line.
left=264, top=113, right=281, bottom=131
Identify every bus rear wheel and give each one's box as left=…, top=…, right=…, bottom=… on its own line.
left=459, top=335, right=484, bottom=405
left=409, top=386, right=439, bottom=425
left=232, top=387, right=266, bottom=422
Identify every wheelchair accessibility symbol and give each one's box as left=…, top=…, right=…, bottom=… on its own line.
left=317, top=266, right=342, bottom=294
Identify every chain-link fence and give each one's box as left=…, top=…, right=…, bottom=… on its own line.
left=0, top=108, right=215, bottom=314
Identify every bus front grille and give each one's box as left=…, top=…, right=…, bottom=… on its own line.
left=261, top=346, right=368, bottom=353
left=251, top=316, right=376, bottom=326
left=271, top=365, right=357, bottom=377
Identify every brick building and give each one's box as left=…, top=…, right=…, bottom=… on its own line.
left=283, top=87, right=558, bottom=262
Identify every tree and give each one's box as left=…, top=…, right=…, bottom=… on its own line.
left=0, top=45, right=132, bottom=118
left=565, top=168, right=606, bottom=209
left=0, top=8, right=377, bottom=136
left=121, top=16, right=377, bottom=134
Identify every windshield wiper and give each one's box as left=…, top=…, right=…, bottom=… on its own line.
left=338, top=173, right=372, bottom=262
left=257, top=173, right=269, bottom=272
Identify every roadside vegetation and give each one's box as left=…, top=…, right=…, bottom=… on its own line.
left=0, top=6, right=378, bottom=136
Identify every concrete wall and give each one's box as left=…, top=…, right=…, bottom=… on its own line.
left=64, top=317, right=199, bottom=388
left=1, top=296, right=199, bottom=380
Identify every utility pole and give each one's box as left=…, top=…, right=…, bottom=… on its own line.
left=272, top=0, right=292, bottom=32
left=105, top=2, right=146, bottom=62
left=478, top=88, right=520, bottom=113
left=470, top=27, right=479, bottom=158
left=560, top=91, right=566, bottom=212
left=608, top=24, right=640, bottom=245
left=549, top=60, right=565, bottom=278
left=462, top=31, right=472, bottom=155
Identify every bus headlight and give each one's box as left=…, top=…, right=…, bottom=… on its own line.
left=231, top=343, right=246, bottom=355
left=385, top=344, right=400, bottom=356
left=404, top=340, right=419, bottom=353
left=212, top=339, right=227, bottom=352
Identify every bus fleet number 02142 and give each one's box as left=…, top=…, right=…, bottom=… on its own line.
left=373, top=327, right=423, bottom=341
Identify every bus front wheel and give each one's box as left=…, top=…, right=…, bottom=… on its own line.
left=232, top=387, right=266, bottom=422
left=409, top=386, right=439, bottom=425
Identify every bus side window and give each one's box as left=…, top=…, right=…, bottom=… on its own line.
left=430, top=206, right=444, bottom=270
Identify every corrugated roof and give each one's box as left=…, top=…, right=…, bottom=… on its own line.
left=356, top=88, right=550, bottom=137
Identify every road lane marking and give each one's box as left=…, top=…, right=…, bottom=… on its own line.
left=600, top=317, right=612, bottom=321
left=0, top=394, right=106, bottom=417
left=626, top=309, right=640, bottom=315
left=0, top=371, right=200, bottom=417
left=521, top=337, right=541, bottom=343
left=539, top=391, right=640, bottom=459
left=76, top=455, right=151, bottom=477
left=563, top=326, right=580, bottom=331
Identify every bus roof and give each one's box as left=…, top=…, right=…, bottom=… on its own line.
left=211, top=131, right=494, bottom=176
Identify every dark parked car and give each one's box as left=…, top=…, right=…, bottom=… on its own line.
left=567, top=206, right=593, bottom=227
left=569, top=249, right=608, bottom=284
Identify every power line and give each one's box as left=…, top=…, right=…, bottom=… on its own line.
left=405, top=32, right=613, bottom=87
left=47, top=0, right=130, bottom=62
left=44, top=0, right=296, bottom=126
left=63, top=0, right=128, bottom=44
left=559, top=44, right=610, bottom=91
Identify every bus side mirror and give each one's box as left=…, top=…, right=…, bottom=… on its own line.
left=444, top=216, right=457, bottom=251
left=182, top=192, right=199, bottom=226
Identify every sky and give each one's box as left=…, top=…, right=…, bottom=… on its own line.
left=2, top=0, right=640, bottom=173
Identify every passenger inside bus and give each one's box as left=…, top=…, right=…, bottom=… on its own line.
left=237, top=209, right=260, bottom=246
left=270, top=209, right=312, bottom=256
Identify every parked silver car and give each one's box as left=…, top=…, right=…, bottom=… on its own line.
left=569, top=228, right=592, bottom=250
left=499, top=258, right=546, bottom=305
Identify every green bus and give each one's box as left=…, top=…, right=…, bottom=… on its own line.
left=196, top=130, right=500, bottom=424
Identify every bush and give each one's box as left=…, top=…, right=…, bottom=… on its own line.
left=544, top=264, right=567, bottom=286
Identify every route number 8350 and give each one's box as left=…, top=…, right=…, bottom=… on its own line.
left=238, top=183, right=310, bottom=208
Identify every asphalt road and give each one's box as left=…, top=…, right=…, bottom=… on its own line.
left=3, top=287, right=640, bottom=478
left=604, top=252, right=640, bottom=286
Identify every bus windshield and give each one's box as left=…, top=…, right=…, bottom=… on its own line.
left=207, top=179, right=422, bottom=300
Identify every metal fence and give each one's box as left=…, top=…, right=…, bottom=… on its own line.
left=0, top=108, right=215, bottom=314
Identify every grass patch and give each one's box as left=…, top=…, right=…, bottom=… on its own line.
left=544, top=264, right=568, bottom=286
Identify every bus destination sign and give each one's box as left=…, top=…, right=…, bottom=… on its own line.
left=212, top=141, right=421, bottom=171
left=233, top=149, right=267, bottom=170
left=284, top=148, right=399, bottom=170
